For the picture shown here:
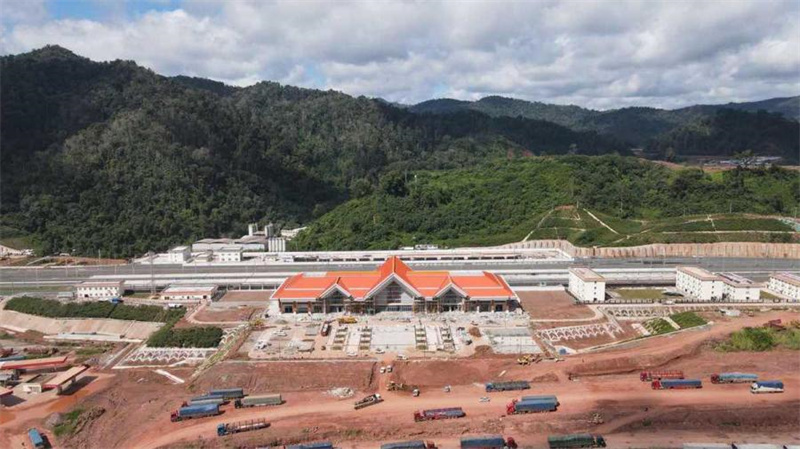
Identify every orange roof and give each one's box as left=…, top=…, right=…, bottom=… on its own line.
left=272, top=256, right=514, bottom=301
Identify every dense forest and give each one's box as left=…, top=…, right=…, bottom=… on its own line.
left=294, top=156, right=800, bottom=250
left=1, top=46, right=797, bottom=257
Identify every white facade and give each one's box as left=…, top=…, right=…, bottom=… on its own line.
left=167, top=246, right=191, bottom=264
left=768, top=273, right=800, bottom=301
left=161, top=285, right=219, bottom=301
left=280, top=227, right=307, bottom=240
left=676, top=266, right=722, bottom=301
left=268, top=237, right=287, bottom=253
left=718, top=273, right=761, bottom=302
left=76, top=281, right=124, bottom=299
left=215, top=246, right=242, bottom=262
left=568, top=267, right=606, bottom=302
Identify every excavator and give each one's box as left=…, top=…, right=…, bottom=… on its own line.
left=516, top=354, right=541, bottom=365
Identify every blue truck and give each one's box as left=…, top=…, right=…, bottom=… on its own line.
left=381, top=441, right=437, bottom=449
left=170, top=403, right=221, bottom=422
left=287, top=442, right=334, bottom=449
left=460, top=435, right=517, bottom=449
left=506, top=398, right=557, bottom=415
left=185, top=396, right=226, bottom=407
left=711, top=373, right=758, bottom=384
left=750, top=380, right=784, bottom=394
left=652, top=379, right=702, bottom=390
left=521, top=395, right=559, bottom=405
left=28, top=428, right=46, bottom=449
left=485, top=381, right=530, bottom=393
left=207, top=388, right=245, bottom=399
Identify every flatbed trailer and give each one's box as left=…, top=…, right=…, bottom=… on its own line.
left=217, top=419, right=269, bottom=436
left=414, top=407, right=466, bottom=422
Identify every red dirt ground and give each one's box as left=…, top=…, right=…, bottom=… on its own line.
left=517, top=290, right=595, bottom=320
left=218, top=291, right=273, bottom=302
left=192, top=306, right=263, bottom=323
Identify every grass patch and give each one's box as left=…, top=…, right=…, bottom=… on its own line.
left=644, top=318, right=675, bottom=335
left=53, top=408, right=84, bottom=437
left=715, top=327, right=776, bottom=352
left=75, top=345, right=112, bottom=357
left=614, top=288, right=665, bottom=300
left=670, top=312, right=707, bottom=329
left=0, top=331, right=12, bottom=339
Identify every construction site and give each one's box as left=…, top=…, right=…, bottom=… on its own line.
left=1, top=267, right=800, bottom=449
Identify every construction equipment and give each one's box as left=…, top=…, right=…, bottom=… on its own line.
left=338, top=316, right=358, bottom=324
left=388, top=381, right=419, bottom=394
left=354, top=393, right=384, bottom=410
left=516, top=355, right=538, bottom=365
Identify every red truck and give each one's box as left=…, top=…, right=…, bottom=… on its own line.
left=413, top=407, right=466, bottom=422
left=639, top=370, right=684, bottom=382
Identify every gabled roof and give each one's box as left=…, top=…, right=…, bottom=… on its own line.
left=272, top=256, right=515, bottom=301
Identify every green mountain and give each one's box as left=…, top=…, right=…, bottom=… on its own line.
left=409, top=94, right=800, bottom=153
left=293, top=156, right=800, bottom=251
left=0, top=46, right=625, bottom=257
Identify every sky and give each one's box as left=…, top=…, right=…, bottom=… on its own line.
left=1, top=0, right=799, bottom=110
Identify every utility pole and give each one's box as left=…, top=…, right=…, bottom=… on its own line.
left=149, top=252, right=156, bottom=296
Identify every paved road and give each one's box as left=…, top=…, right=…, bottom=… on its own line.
left=0, top=256, right=797, bottom=287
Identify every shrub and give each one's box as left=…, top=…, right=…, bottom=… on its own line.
left=716, top=327, right=776, bottom=352
left=670, top=312, right=707, bottom=328
left=5, top=296, right=184, bottom=322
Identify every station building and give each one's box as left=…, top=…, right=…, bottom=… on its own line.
left=75, top=281, right=124, bottom=299
left=271, top=256, right=516, bottom=314
left=676, top=266, right=760, bottom=301
left=768, top=273, right=800, bottom=301
left=161, top=285, right=220, bottom=301
left=567, top=267, right=606, bottom=302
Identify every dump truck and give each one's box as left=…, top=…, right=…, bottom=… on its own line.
left=547, top=433, right=606, bottom=448
left=413, top=407, right=466, bottom=422
left=338, top=316, right=358, bottom=324
left=186, top=396, right=226, bottom=407
left=750, top=380, right=784, bottom=394
left=234, top=393, right=283, bottom=408
left=287, top=442, right=334, bottom=449
left=506, top=398, right=557, bottom=415
left=28, top=428, right=46, bottom=449
left=381, top=441, right=437, bottom=449
left=521, top=395, right=560, bottom=405
left=216, top=419, right=269, bottom=436
left=460, top=435, right=517, bottom=449
left=170, top=403, right=221, bottom=422
left=640, top=370, right=684, bottom=381
left=354, top=393, right=384, bottom=410
left=485, top=381, right=530, bottom=392
left=710, top=373, right=758, bottom=384
left=207, top=388, right=245, bottom=399
left=651, top=379, right=702, bottom=390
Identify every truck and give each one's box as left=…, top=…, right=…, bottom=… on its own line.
left=547, top=433, right=606, bottom=448
left=710, top=373, right=758, bottom=384
left=234, top=393, right=283, bottom=408
left=216, top=419, right=269, bottom=436
left=186, top=396, right=226, bottom=406
left=381, top=441, right=437, bottom=449
left=640, top=370, right=684, bottom=381
left=170, top=403, right=221, bottom=422
left=521, top=395, right=560, bottom=406
left=207, top=388, right=245, bottom=399
left=287, top=442, right=334, bottom=449
left=413, top=407, right=466, bottom=422
left=321, top=321, right=332, bottom=336
left=28, top=428, right=46, bottom=449
left=354, top=393, right=384, bottom=410
left=750, top=380, right=784, bottom=394
left=460, top=435, right=517, bottom=449
left=485, top=381, right=530, bottom=392
left=506, top=398, right=557, bottom=415
left=651, top=379, right=702, bottom=390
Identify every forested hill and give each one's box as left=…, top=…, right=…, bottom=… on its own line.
left=294, top=156, right=800, bottom=251
left=0, top=46, right=625, bottom=257
left=410, top=95, right=800, bottom=153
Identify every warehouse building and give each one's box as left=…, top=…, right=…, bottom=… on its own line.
left=215, top=246, right=243, bottom=262
left=161, top=285, right=220, bottom=301
left=768, top=273, right=800, bottom=301
left=271, top=256, right=516, bottom=314
left=75, top=281, right=124, bottom=299
left=567, top=267, right=606, bottom=302
left=676, top=266, right=760, bottom=301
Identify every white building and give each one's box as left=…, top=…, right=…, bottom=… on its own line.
left=161, top=285, right=219, bottom=301
left=280, top=227, right=307, bottom=240
left=167, top=246, right=191, bottom=264
left=76, top=281, right=124, bottom=299
left=268, top=237, right=287, bottom=252
left=676, top=267, right=760, bottom=302
left=568, top=267, right=606, bottom=302
left=215, top=246, right=242, bottom=262
left=718, top=273, right=761, bottom=302
left=768, top=273, right=800, bottom=301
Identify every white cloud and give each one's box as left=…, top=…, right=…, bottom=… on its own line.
left=1, top=0, right=798, bottom=109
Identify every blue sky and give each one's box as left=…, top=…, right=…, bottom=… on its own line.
left=2, top=0, right=798, bottom=109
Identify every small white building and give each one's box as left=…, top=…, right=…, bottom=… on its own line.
left=215, top=246, right=242, bottom=262
left=718, top=273, right=761, bottom=302
left=280, top=227, right=307, bottom=240
left=167, top=246, right=191, bottom=264
left=268, top=237, right=287, bottom=253
left=768, top=273, right=800, bottom=301
left=75, top=281, right=124, bottom=299
left=161, top=285, right=219, bottom=301
left=568, top=267, right=606, bottom=302
left=676, top=266, right=723, bottom=301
